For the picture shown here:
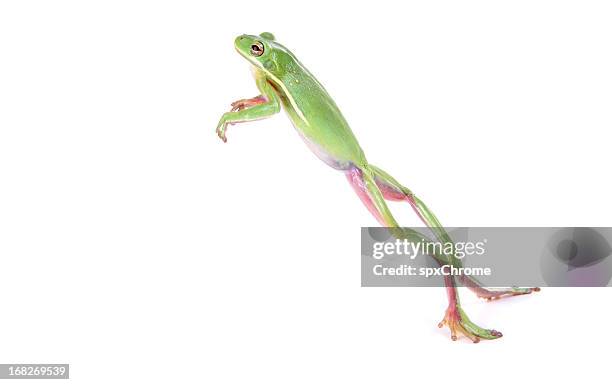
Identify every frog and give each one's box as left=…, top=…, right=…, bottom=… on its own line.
left=215, top=32, right=539, bottom=342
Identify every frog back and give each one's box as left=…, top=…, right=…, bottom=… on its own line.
left=261, top=61, right=368, bottom=169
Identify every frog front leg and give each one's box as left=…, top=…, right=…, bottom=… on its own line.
left=230, top=95, right=268, bottom=112
left=216, top=79, right=280, bottom=142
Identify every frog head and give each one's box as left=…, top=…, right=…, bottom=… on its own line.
left=234, top=32, right=292, bottom=81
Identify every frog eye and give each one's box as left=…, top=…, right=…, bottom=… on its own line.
left=250, top=41, right=264, bottom=57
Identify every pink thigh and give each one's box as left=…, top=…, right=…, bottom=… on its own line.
left=346, top=167, right=386, bottom=226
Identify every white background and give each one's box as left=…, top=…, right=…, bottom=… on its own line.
left=1, top=1, right=611, bottom=384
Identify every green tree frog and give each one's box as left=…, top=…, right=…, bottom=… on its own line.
left=215, top=32, right=539, bottom=342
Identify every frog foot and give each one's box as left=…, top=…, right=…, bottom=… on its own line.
left=216, top=122, right=228, bottom=143
left=438, top=306, right=503, bottom=343
left=473, top=286, right=540, bottom=301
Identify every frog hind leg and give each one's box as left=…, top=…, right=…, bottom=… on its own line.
left=346, top=166, right=385, bottom=225
left=345, top=164, right=502, bottom=342
left=368, top=164, right=540, bottom=300
left=460, top=276, right=540, bottom=301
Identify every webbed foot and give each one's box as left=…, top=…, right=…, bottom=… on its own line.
left=472, top=286, right=540, bottom=301
left=438, top=306, right=503, bottom=343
